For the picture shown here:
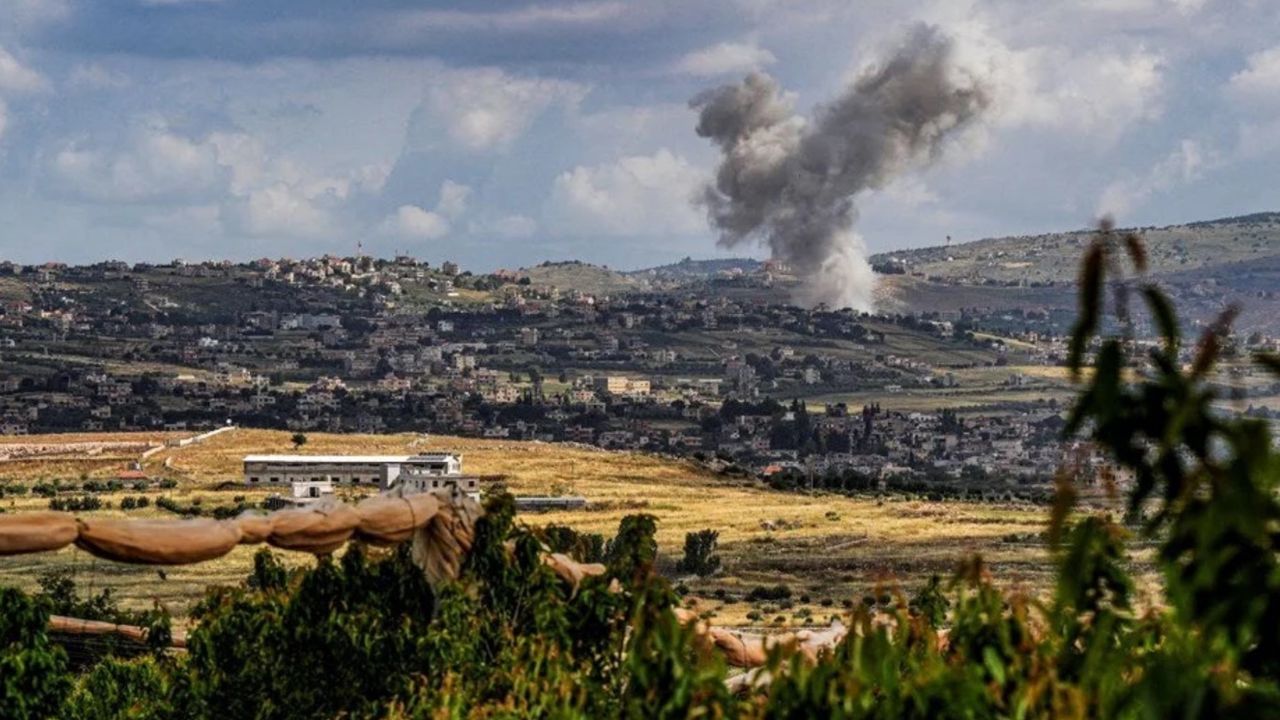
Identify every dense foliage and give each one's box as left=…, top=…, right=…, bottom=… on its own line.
left=3, top=227, right=1280, bottom=717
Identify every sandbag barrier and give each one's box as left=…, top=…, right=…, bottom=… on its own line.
left=541, top=553, right=848, bottom=677
left=16, top=501, right=847, bottom=678
left=0, top=491, right=477, bottom=579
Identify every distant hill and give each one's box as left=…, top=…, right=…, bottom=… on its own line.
left=871, top=212, right=1280, bottom=286
left=628, top=257, right=763, bottom=281
left=517, top=261, right=647, bottom=296
left=871, top=211, right=1280, bottom=333
left=516, top=257, right=766, bottom=295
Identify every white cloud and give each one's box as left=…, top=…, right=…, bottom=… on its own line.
left=0, top=46, right=47, bottom=94
left=47, top=120, right=376, bottom=241
left=351, top=163, right=391, bottom=195
left=673, top=40, right=776, bottom=77
left=68, top=63, right=132, bottom=90
left=948, top=23, right=1165, bottom=140
left=1228, top=46, right=1280, bottom=107
left=380, top=179, right=471, bottom=239
left=548, top=149, right=706, bottom=236
left=240, top=183, right=332, bottom=238
left=1097, top=139, right=1211, bottom=216
left=417, top=69, right=585, bottom=152
left=0, top=100, right=7, bottom=141
left=50, top=123, right=224, bottom=201
left=385, top=204, right=450, bottom=239
left=235, top=181, right=332, bottom=235
left=436, top=179, right=471, bottom=219
left=395, top=2, right=626, bottom=33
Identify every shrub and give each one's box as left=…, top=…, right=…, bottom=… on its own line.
left=675, top=529, right=721, bottom=576
left=48, top=495, right=103, bottom=512
left=746, top=584, right=791, bottom=602
left=0, top=587, right=70, bottom=718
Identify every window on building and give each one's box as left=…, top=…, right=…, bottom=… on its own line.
left=250, top=476, right=259, bottom=483
left=270, top=477, right=279, bottom=483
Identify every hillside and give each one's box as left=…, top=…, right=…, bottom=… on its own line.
left=516, top=261, right=648, bottom=296
left=871, top=212, right=1280, bottom=332
left=871, top=211, right=1280, bottom=286
left=628, top=257, right=763, bottom=282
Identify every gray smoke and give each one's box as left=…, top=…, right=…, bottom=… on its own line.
left=691, top=24, right=991, bottom=310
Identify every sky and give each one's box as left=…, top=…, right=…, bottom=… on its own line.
left=0, top=0, right=1278, bottom=271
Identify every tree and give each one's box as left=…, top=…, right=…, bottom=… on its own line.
left=0, top=588, right=71, bottom=719
left=676, top=530, right=721, bottom=577
left=290, top=433, right=307, bottom=450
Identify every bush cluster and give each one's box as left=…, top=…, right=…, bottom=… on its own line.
left=48, top=495, right=103, bottom=512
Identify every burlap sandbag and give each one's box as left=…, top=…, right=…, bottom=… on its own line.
left=48, top=615, right=190, bottom=649
left=708, top=627, right=773, bottom=667
left=235, top=512, right=275, bottom=545
left=793, top=622, right=847, bottom=663
left=411, top=492, right=482, bottom=586
left=0, top=512, right=78, bottom=556
left=543, top=552, right=606, bottom=592
left=354, top=493, right=440, bottom=546
left=725, top=668, right=773, bottom=695
left=268, top=504, right=360, bottom=554
left=75, top=517, right=242, bottom=565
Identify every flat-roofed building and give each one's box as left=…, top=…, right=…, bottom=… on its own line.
left=593, top=375, right=650, bottom=397
left=242, top=453, right=479, bottom=500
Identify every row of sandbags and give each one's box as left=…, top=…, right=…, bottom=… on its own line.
left=673, top=606, right=847, bottom=668
left=540, top=552, right=849, bottom=670
left=0, top=492, right=469, bottom=567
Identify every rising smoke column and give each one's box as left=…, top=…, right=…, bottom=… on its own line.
left=691, top=24, right=991, bottom=310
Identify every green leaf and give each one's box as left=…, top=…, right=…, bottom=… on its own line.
left=982, top=646, right=1006, bottom=685
left=1068, top=242, right=1106, bottom=377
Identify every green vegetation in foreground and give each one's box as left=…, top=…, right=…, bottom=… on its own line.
left=4, top=225, right=1280, bottom=717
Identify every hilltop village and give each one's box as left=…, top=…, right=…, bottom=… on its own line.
left=1, top=254, right=1277, bottom=497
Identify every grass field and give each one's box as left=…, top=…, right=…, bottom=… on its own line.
left=0, top=429, right=1125, bottom=626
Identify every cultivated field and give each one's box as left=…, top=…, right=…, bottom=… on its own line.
left=0, top=429, right=1126, bottom=625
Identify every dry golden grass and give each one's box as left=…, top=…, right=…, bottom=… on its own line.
left=0, top=429, right=1067, bottom=623
left=0, top=431, right=183, bottom=446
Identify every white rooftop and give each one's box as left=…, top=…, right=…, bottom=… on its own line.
left=243, top=453, right=458, bottom=464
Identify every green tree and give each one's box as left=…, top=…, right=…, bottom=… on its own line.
left=675, top=529, right=721, bottom=577
left=0, top=587, right=71, bottom=719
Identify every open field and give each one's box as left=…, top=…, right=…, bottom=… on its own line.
left=0, top=429, right=1147, bottom=626
left=803, top=388, right=1073, bottom=413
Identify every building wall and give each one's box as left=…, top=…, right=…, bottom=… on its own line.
left=243, top=455, right=473, bottom=498
left=244, top=461, right=388, bottom=486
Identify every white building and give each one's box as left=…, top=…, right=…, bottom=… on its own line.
left=242, top=453, right=479, bottom=500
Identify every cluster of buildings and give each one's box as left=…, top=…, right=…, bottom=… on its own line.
left=3, top=255, right=1276, bottom=496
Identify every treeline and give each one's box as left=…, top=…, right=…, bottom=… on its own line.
left=765, top=468, right=1055, bottom=504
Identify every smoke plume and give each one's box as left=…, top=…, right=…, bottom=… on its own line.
left=691, top=24, right=990, bottom=310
